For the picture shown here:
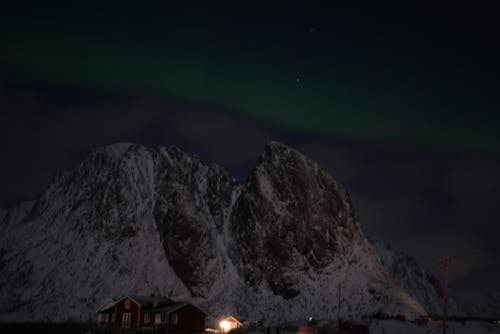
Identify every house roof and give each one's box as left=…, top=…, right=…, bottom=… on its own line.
left=142, top=301, right=188, bottom=313
left=221, top=316, right=242, bottom=325
left=96, top=297, right=119, bottom=312
left=127, top=295, right=174, bottom=308
left=96, top=295, right=207, bottom=315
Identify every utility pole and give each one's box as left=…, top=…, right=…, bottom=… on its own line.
left=337, top=283, right=341, bottom=332
left=442, top=256, right=450, bottom=334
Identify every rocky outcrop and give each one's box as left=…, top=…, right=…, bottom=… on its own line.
left=0, top=142, right=442, bottom=322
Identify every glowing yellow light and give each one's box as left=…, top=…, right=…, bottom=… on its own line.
left=219, top=320, right=232, bottom=332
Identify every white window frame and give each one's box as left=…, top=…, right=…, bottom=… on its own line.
left=124, top=299, right=131, bottom=309
left=123, top=312, right=131, bottom=328
left=155, top=313, right=162, bottom=324
left=144, top=313, right=150, bottom=323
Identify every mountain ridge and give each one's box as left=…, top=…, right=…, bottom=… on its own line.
left=0, top=142, right=447, bottom=323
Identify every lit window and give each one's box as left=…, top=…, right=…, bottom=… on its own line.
left=220, top=320, right=231, bottom=332
left=171, top=313, right=178, bottom=325
left=125, top=299, right=131, bottom=309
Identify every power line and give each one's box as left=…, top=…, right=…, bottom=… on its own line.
left=434, top=249, right=491, bottom=267
left=437, top=251, right=494, bottom=333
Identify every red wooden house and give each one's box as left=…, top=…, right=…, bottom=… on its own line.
left=97, top=295, right=206, bottom=333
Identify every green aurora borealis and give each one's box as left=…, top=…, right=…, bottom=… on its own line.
left=2, top=4, right=499, bottom=152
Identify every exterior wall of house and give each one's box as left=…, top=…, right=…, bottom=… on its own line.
left=168, top=304, right=205, bottom=333
left=228, top=319, right=241, bottom=329
left=229, top=317, right=242, bottom=329
left=114, top=297, right=140, bottom=329
left=97, top=310, right=115, bottom=326
left=97, top=298, right=205, bottom=333
left=140, top=311, right=157, bottom=329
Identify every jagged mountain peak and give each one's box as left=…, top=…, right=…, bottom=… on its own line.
left=256, top=141, right=309, bottom=166
left=262, top=140, right=295, bottom=153
left=229, top=142, right=383, bottom=303
left=97, top=142, right=137, bottom=160
left=247, top=142, right=353, bottom=225
left=92, top=143, right=198, bottom=166
left=251, top=141, right=331, bottom=191
left=0, top=141, right=446, bottom=323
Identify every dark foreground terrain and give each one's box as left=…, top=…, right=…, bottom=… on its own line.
left=0, top=322, right=96, bottom=334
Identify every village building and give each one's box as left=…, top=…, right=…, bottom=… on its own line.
left=97, top=295, right=206, bottom=332
left=218, top=316, right=243, bottom=333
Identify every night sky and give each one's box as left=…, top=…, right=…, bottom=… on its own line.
left=1, top=3, right=499, bottom=292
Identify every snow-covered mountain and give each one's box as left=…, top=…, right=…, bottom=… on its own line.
left=372, top=240, right=446, bottom=316
left=0, top=142, right=444, bottom=323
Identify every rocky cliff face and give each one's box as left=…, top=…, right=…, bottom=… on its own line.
left=0, top=142, right=442, bottom=323
left=229, top=143, right=387, bottom=300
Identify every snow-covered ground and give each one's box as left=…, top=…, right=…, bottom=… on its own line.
left=370, top=320, right=500, bottom=334
left=222, top=320, right=500, bottom=334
